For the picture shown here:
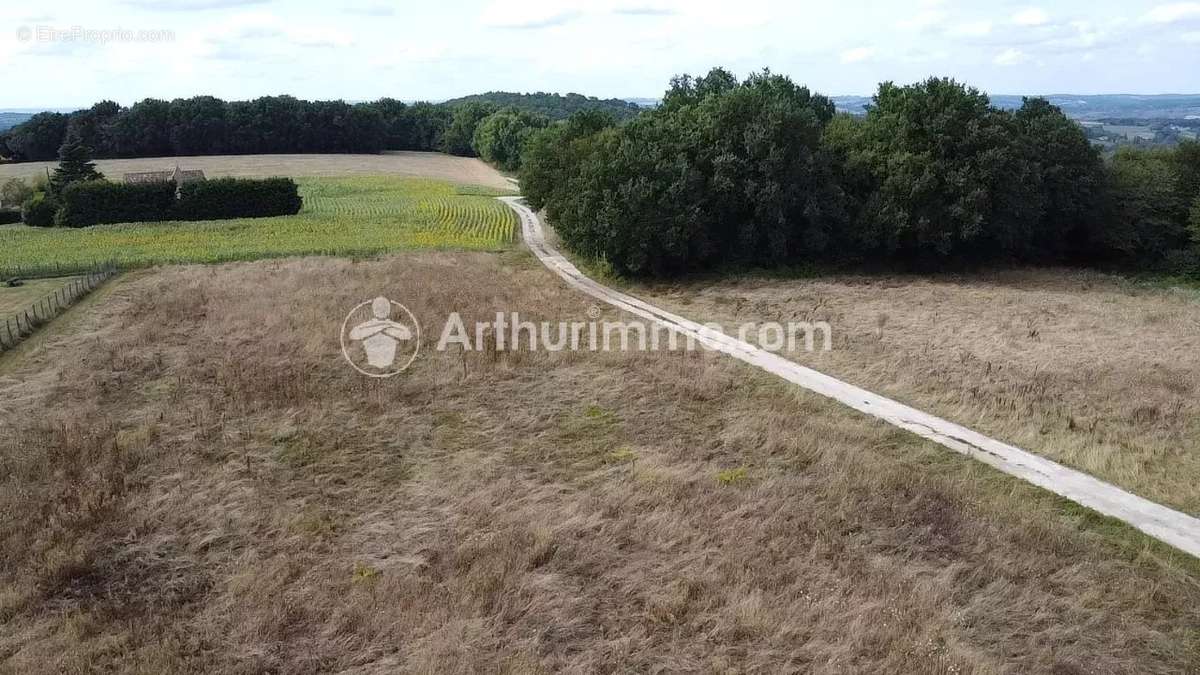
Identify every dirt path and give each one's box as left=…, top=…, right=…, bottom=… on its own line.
left=499, top=196, right=1200, bottom=559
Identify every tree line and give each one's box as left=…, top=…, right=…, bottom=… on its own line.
left=519, top=69, right=1200, bottom=278
left=440, top=92, right=643, bottom=121
left=0, top=92, right=633, bottom=164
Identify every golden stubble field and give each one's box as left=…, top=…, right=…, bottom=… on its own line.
left=1, top=252, right=1198, bottom=673
left=636, top=270, right=1200, bottom=516
left=0, top=151, right=516, bottom=191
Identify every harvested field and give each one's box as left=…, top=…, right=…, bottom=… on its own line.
left=636, top=270, right=1200, bottom=517
left=0, top=151, right=515, bottom=191
left=1, top=253, right=1197, bottom=673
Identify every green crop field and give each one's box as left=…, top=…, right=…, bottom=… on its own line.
left=0, top=177, right=518, bottom=273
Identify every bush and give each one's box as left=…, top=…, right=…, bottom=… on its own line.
left=1, top=177, right=33, bottom=208
left=21, top=193, right=60, bottom=227
left=56, top=180, right=177, bottom=227
left=175, top=177, right=302, bottom=220
left=0, top=209, right=21, bottom=224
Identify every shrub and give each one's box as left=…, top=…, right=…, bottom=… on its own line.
left=175, top=177, right=302, bottom=220
left=1, top=177, right=33, bottom=208
left=56, top=180, right=177, bottom=227
left=21, top=193, right=60, bottom=227
left=0, top=209, right=21, bottom=224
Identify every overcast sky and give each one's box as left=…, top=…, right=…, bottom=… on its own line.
left=1, top=0, right=1199, bottom=109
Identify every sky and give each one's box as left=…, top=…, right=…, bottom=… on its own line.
left=1, top=0, right=1199, bottom=109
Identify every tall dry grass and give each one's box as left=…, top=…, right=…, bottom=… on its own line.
left=640, top=269, right=1200, bottom=516
left=0, top=254, right=1197, bottom=673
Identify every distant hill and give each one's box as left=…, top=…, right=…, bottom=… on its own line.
left=833, top=94, right=1200, bottom=121
left=0, top=112, right=34, bottom=132
left=441, top=92, right=645, bottom=121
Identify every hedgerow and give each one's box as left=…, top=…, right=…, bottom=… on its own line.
left=50, top=177, right=303, bottom=227
left=56, top=181, right=177, bottom=227
left=175, top=178, right=303, bottom=221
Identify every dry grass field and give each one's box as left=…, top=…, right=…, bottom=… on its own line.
left=0, top=151, right=515, bottom=191
left=636, top=270, right=1200, bottom=517
left=1, top=253, right=1198, bottom=673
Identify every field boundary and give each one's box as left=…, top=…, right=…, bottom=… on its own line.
left=500, top=196, right=1200, bottom=559
left=1, top=264, right=119, bottom=352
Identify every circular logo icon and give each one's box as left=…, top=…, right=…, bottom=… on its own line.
left=340, top=296, right=420, bottom=378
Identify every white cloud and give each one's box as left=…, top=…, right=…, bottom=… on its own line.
left=994, top=48, right=1027, bottom=65
left=839, top=46, right=874, bottom=64
left=947, top=20, right=992, bottom=37
left=1012, top=8, right=1050, bottom=26
left=1143, top=3, right=1200, bottom=23
left=479, top=1, right=583, bottom=29
left=344, top=3, right=395, bottom=17
left=125, top=0, right=267, bottom=9
left=187, top=11, right=356, bottom=62
left=898, top=9, right=946, bottom=31
left=477, top=0, right=696, bottom=30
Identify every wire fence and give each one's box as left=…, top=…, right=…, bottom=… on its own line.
left=0, top=263, right=120, bottom=353
left=0, top=260, right=114, bottom=281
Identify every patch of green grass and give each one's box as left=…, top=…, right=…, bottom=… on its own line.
left=0, top=177, right=517, bottom=270
left=0, top=276, right=81, bottom=319
left=605, top=446, right=638, bottom=465
left=352, top=562, right=381, bottom=584
left=274, top=435, right=320, bottom=468
left=716, top=466, right=749, bottom=486
left=583, top=404, right=613, bottom=420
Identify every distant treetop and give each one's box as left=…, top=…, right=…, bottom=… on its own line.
left=439, top=91, right=645, bottom=121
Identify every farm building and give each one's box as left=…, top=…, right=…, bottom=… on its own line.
left=124, top=165, right=207, bottom=187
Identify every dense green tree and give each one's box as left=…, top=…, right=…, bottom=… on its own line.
left=369, top=98, right=410, bottom=148
left=1190, top=196, right=1200, bottom=242
left=107, top=99, right=172, bottom=157
left=520, top=110, right=616, bottom=212
left=440, top=91, right=643, bottom=121
left=1012, top=97, right=1106, bottom=258
left=441, top=102, right=499, bottom=156
left=65, top=100, right=120, bottom=157
left=522, top=68, right=845, bottom=275
left=168, top=96, right=229, bottom=155
left=1174, top=140, right=1200, bottom=220
left=49, top=129, right=104, bottom=194
left=398, top=102, right=451, bottom=151
left=1103, top=147, right=1192, bottom=259
left=472, top=108, right=549, bottom=171
left=835, top=78, right=1044, bottom=260
left=5, top=112, right=69, bottom=161
left=660, top=67, right=740, bottom=111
